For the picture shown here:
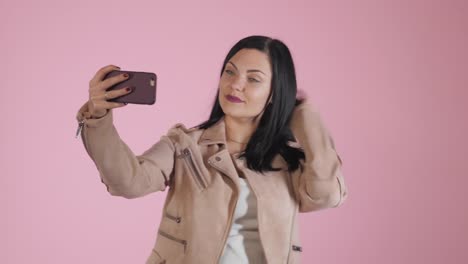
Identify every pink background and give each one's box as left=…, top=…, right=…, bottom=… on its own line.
left=2, top=0, right=467, bottom=263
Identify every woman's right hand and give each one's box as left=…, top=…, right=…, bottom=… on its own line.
left=87, top=64, right=133, bottom=118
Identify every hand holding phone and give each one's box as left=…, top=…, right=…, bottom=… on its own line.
left=87, top=65, right=157, bottom=118
left=103, top=69, right=157, bottom=105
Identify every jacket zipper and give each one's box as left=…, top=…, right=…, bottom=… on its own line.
left=236, top=174, right=267, bottom=262
left=210, top=161, right=238, bottom=263
left=165, top=212, right=181, bottom=223
left=292, top=245, right=302, bottom=252
left=178, top=148, right=207, bottom=189
left=286, top=171, right=299, bottom=262
left=234, top=161, right=268, bottom=263
left=158, top=230, right=187, bottom=253
left=76, top=119, right=93, bottom=159
left=76, top=120, right=84, bottom=139
left=247, top=178, right=267, bottom=263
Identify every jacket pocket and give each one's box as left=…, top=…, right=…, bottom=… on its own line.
left=158, top=230, right=188, bottom=254
left=177, top=147, right=208, bottom=190
left=165, top=211, right=182, bottom=223
left=145, top=248, right=166, bottom=264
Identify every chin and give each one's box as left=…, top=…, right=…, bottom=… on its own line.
left=221, top=108, right=243, bottom=118
left=219, top=98, right=263, bottom=119
left=223, top=110, right=261, bottom=121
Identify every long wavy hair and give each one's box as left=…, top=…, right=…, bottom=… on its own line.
left=195, top=35, right=305, bottom=174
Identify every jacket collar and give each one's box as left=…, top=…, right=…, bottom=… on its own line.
left=199, top=115, right=288, bottom=176
left=198, top=116, right=228, bottom=146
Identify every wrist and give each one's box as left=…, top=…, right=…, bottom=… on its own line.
left=90, top=110, right=108, bottom=119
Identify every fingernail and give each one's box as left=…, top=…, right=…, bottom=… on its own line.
left=123, top=73, right=129, bottom=78
left=126, top=87, right=131, bottom=92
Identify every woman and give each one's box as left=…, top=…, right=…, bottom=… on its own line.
left=76, top=35, right=348, bottom=264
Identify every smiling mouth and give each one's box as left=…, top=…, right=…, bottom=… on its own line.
left=226, top=95, right=244, bottom=103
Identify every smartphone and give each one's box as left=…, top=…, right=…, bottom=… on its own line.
left=103, top=70, right=157, bottom=105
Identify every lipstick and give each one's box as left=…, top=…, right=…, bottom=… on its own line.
left=226, top=95, right=244, bottom=103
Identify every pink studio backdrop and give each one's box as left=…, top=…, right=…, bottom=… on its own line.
left=2, top=0, right=467, bottom=263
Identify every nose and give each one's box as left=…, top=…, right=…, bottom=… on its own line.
left=231, top=75, right=245, bottom=92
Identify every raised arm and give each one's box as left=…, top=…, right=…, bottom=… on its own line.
left=76, top=101, right=176, bottom=199
left=289, top=101, right=348, bottom=212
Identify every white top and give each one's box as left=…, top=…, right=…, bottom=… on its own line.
left=219, top=177, right=267, bottom=264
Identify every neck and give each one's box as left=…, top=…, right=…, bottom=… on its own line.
left=224, top=115, right=260, bottom=144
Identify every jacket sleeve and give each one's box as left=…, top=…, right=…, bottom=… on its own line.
left=289, top=102, right=348, bottom=212
left=76, top=102, right=176, bottom=199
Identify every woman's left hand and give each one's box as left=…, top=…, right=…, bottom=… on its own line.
left=289, top=92, right=321, bottom=149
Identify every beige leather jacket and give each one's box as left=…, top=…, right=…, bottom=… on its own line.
left=75, top=100, right=348, bottom=264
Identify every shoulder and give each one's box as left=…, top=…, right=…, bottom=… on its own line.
left=164, top=122, right=204, bottom=145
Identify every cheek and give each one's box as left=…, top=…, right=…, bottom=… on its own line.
left=218, top=86, right=228, bottom=106
left=218, top=79, right=229, bottom=93
left=246, top=87, right=270, bottom=104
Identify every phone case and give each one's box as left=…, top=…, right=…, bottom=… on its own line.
left=103, top=70, right=157, bottom=105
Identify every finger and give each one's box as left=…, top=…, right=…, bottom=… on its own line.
left=90, top=64, right=121, bottom=87
left=100, top=86, right=133, bottom=101
left=96, top=72, right=129, bottom=92
left=104, top=101, right=128, bottom=109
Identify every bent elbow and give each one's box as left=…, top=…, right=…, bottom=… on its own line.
left=298, top=190, right=343, bottom=212
left=109, top=188, right=142, bottom=199
left=332, top=175, right=348, bottom=208
left=298, top=174, right=347, bottom=212
left=104, top=182, right=150, bottom=199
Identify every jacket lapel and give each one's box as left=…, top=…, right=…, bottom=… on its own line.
left=197, top=116, right=227, bottom=146
left=197, top=116, right=240, bottom=183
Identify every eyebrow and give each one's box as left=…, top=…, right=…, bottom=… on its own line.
left=227, top=61, right=267, bottom=76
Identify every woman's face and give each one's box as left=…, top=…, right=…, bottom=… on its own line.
left=218, top=48, right=272, bottom=120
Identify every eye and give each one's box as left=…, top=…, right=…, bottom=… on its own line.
left=248, top=77, right=260, bottom=83
left=225, top=69, right=234, bottom=75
